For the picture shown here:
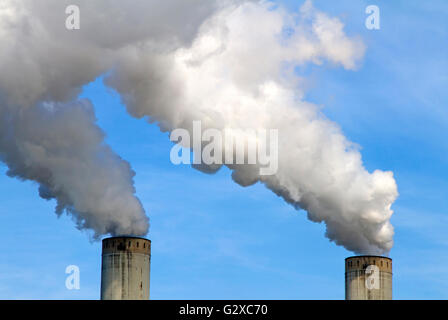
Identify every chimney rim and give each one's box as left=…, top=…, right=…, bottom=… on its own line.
left=102, top=236, right=151, bottom=243
left=345, top=255, right=391, bottom=261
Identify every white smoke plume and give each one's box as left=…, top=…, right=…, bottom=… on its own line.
left=0, top=0, right=232, bottom=237
left=0, top=0, right=397, bottom=253
left=0, top=101, right=148, bottom=237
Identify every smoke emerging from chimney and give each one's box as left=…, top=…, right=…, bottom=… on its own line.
left=0, top=101, right=148, bottom=237
left=0, top=0, right=398, bottom=253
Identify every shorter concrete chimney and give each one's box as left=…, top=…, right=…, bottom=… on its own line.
left=345, top=255, right=392, bottom=300
left=101, top=236, right=151, bottom=300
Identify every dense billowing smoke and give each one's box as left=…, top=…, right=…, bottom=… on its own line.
left=0, top=0, right=397, bottom=253
left=0, top=101, right=148, bottom=237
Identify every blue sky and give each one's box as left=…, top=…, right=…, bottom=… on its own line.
left=0, top=0, right=447, bottom=299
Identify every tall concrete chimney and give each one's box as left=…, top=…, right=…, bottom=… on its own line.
left=345, top=255, right=392, bottom=300
left=101, top=236, right=151, bottom=300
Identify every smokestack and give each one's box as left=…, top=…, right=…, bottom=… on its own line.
left=101, top=237, right=151, bottom=300
left=345, top=256, right=392, bottom=300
